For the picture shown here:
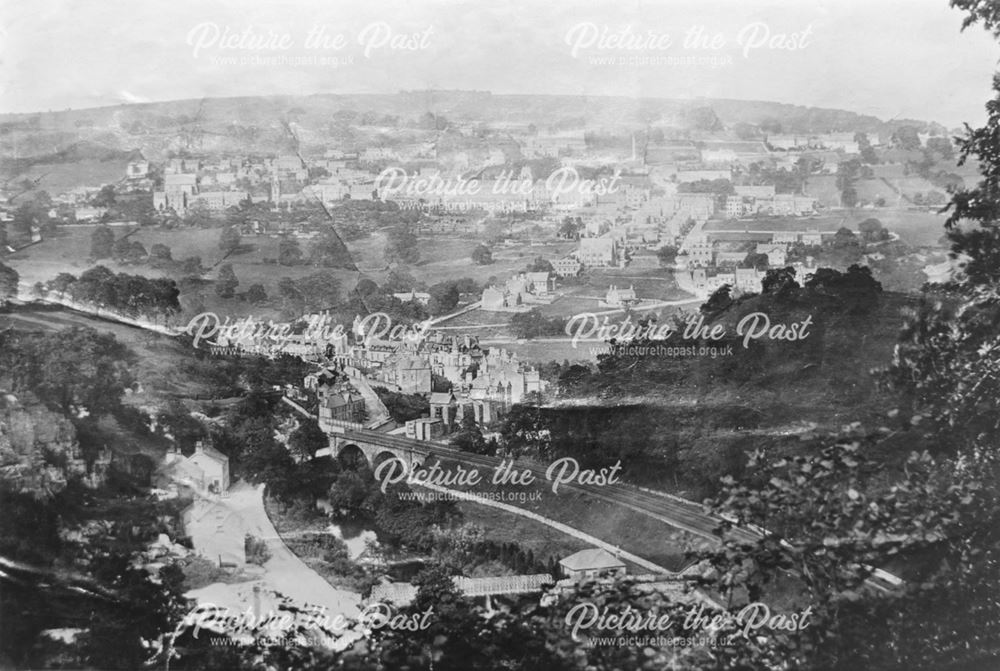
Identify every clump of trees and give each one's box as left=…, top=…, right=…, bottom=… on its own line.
left=384, top=225, right=419, bottom=264
left=509, top=308, right=566, bottom=339
left=214, top=263, right=239, bottom=298
left=0, top=326, right=136, bottom=416
left=0, top=261, right=19, bottom=301
left=42, top=265, right=180, bottom=321
left=471, top=244, right=493, bottom=265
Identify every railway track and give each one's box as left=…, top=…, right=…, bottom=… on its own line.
left=341, top=429, right=900, bottom=590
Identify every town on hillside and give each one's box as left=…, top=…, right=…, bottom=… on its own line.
left=2, top=2, right=999, bottom=670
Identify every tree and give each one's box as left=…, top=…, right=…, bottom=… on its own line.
left=112, top=236, right=132, bottom=260
left=184, top=200, right=213, bottom=228
left=761, top=266, right=799, bottom=295
left=701, top=283, right=733, bottom=315
left=277, top=276, right=302, bottom=305
left=375, top=387, right=430, bottom=423
left=525, top=256, right=554, bottom=273
left=47, top=272, right=76, bottom=297
left=761, top=117, right=783, bottom=134
left=218, top=226, right=241, bottom=255
left=287, top=418, right=329, bottom=461
left=509, top=308, right=565, bottom=339
left=384, top=225, right=419, bottom=264
left=891, top=124, right=922, bottom=151
left=180, top=256, right=203, bottom=276
left=702, top=440, right=1000, bottom=670
left=483, top=219, right=509, bottom=243
left=114, top=239, right=146, bottom=263
left=427, top=281, right=460, bottom=315
left=656, top=245, right=678, bottom=266
left=741, top=251, right=770, bottom=269
left=278, top=236, right=303, bottom=266
left=240, top=422, right=298, bottom=497
left=855, top=131, right=878, bottom=164
left=375, top=562, right=494, bottom=670
left=127, top=241, right=147, bottom=263
left=471, top=244, right=493, bottom=265
left=12, top=202, right=48, bottom=237
left=92, top=184, right=117, bottom=207
left=0, top=261, right=18, bottom=300
left=0, top=326, right=136, bottom=415
left=833, top=226, right=859, bottom=247
left=90, top=226, right=115, bottom=259
left=836, top=159, right=862, bottom=208
left=149, top=243, right=172, bottom=262
left=450, top=413, right=489, bottom=453
left=215, top=263, right=238, bottom=298
left=558, top=216, right=583, bottom=239
left=383, top=267, right=419, bottom=293
left=245, top=283, right=268, bottom=303
left=351, top=278, right=380, bottom=302
left=926, top=136, right=954, bottom=160
left=858, top=218, right=890, bottom=243
left=295, top=270, right=341, bottom=312
left=685, top=105, right=723, bottom=131
left=309, top=230, right=356, bottom=269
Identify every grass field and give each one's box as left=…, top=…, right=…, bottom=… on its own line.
left=875, top=209, right=949, bottom=247
left=7, top=221, right=688, bottom=333
left=454, top=501, right=612, bottom=569
left=4, top=225, right=167, bottom=288
left=3, top=158, right=127, bottom=193
left=703, top=209, right=949, bottom=248
left=430, top=453, right=711, bottom=571
left=704, top=214, right=849, bottom=233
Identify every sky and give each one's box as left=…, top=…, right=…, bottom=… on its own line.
left=1, top=0, right=999, bottom=127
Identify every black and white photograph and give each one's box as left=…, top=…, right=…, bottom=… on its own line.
left=1, top=1, right=1000, bottom=669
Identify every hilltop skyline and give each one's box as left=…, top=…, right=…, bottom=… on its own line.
left=2, top=0, right=999, bottom=127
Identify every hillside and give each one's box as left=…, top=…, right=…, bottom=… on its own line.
left=525, top=284, right=918, bottom=498
left=0, top=91, right=936, bottom=165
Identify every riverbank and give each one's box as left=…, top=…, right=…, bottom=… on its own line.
left=264, top=496, right=380, bottom=594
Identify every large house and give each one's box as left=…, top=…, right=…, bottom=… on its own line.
left=551, top=258, right=582, bottom=278
left=393, top=290, right=431, bottom=306
left=317, top=381, right=367, bottom=426
left=755, top=243, right=788, bottom=267
left=577, top=237, right=617, bottom=267
left=378, top=353, right=432, bottom=395
left=601, top=285, right=638, bottom=308
left=153, top=173, right=198, bottom=213
left=163, top=441, right=230, bottom=494
left=480, top=273, right=556, bottom=312
left=734, top=268, right=765, bottom=293
left=559, top=548, right=626, bottom=581
left=187, top=441, right=230, bottom=494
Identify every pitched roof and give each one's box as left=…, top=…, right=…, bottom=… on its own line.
left=191, top=442, right=229, bottom=465
left=559, top=548, right=625, bottom=572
